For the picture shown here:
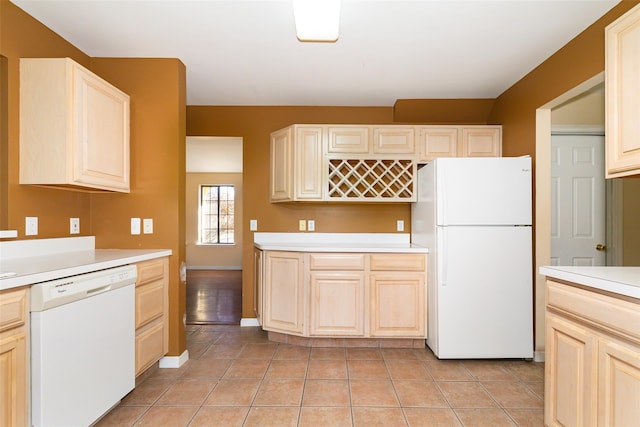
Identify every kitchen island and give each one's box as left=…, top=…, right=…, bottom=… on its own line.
left=254, top=233, right=428, bottom=347
left=539, top=266, right=640, bottom=427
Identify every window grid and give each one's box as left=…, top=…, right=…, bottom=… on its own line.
left=200, top=185, right=234, bottom=244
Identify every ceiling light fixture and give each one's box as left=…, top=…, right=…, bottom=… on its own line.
left=292, top=0, right=341, bottom=42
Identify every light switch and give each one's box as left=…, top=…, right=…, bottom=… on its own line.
left=299, top=219, right=306, bottom=231
left=397, top=220, right=404, bottom=232
left=307, top=220, right=315, bottom=231
left=250, top=219, right=258, bottom=231
left=131, top=218, right=141, bottom=235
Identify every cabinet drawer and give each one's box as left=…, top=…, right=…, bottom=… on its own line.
left=547, top=280, right=640, bottom=341
left=136, top=258, right=166, bottom=286
left=309, top=253, right=365, bottom=271
left=0, top=288, right=28, bottom=333
left=135, top=320, right=165, bottom=375
left=370, top=254, right=426, bottom=271
left=135, top=281, right=164, bottom=329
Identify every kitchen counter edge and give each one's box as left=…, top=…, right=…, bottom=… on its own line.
left=1, top=249, right=172, bottom=291
left=539, top=266, right=640, bottom=299
left=254, top=242, right=428, bottom=253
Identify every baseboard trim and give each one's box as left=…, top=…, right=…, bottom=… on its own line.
left=159, top=350, right=190, bottom=368
left=240, top=318, right=260, bottom=327
left=533, top=351, right=545, bottom=363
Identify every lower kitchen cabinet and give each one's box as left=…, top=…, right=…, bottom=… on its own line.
left=0, top=286, right=28, bottom=427
left=134, top=257, right=169, bottom=376
left=263, top=251, right=304, bottom=335
left=253, top=247, right=263, bottom=325
left=545, top=279, right=640, bottom=427
left=259, top=250, right=427, bottom=339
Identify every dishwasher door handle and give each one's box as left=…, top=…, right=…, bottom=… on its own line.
left=86, top=284, right=112, bottom=295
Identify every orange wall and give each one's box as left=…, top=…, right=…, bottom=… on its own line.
left=1, top=2, right=187, bottom=356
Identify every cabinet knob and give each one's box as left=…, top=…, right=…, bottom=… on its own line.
left=596, top=244, right=607, bottom=251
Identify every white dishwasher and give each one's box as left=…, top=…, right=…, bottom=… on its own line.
left=30, top=264, right=137, bottom=427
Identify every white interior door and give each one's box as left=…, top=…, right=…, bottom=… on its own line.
left=551, top=132, right=606, bottom=266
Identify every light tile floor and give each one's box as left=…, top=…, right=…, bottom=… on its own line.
left=96, top=325, right=544, bottom=427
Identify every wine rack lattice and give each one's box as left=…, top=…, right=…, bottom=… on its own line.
left=328, top=159, right=415, bottom=201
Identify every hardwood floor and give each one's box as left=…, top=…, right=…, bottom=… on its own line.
left=186, top=270, right=242, bottom=325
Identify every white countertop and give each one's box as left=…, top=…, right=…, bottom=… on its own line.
left=539, top=266, right=640, bottom=299
left=253, top=232, right=428, bottom=253
left=0, top=237, right=171, bottom=290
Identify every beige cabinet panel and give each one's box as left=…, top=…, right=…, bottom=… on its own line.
left=545, top=314, right=597, bottom=427
left=598, top=338, right=640, bottom=426
left=417, top=126, right=459, bottom=162
left=308, top=253, right=365, bottom=270
left=20, top=58, right=130, bottom=192
left=461, top=126, right=502, bottom=157
left=134, top=257, right=169, bottom=376
left=0, top=287, right=28, bottom=427
left=606, top=4, right=640, bottom=178
left=270, top=127, right=293, bottom=201
left=253, top=248, right=263, bottom=324
left=294, top=126, right=324, bottom=200
left=327, top=126, right=369, bottom=154
left=309, top=272, right=365, bottom=336
left=370, top=273, right=425, bottom=337
left=370, top=253, right=426, bottom=271
left=373, top=126, right=415, bottom=154
left=264, top=251, right=304, bottom=334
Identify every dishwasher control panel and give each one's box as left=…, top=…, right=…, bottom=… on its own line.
left=30, top=264, right=137, bottom=311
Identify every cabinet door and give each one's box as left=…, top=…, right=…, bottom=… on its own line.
left=461, top=126, right=501, bottom=157
left=545, top=313, right=597, bottom=427
left=327, top=126, right=369, bottom=154
left=417, top=127, right=459, bottom=162
left=0, top=333, right=27, bottom=427
left=253, top=248, right=263, bottom=324
left=270, top=127, right=293, bottom=201
left=264, top=252, right=304, bottom=334
left=598, top=338, right=640, bottom=426
left=294, top=126, right=324, bottom=200
left=73, top=63, right=130, bottom=191
left=373, top=126, right=415, bottom=154
left=605, top=5, right=640, bottom=178
left=309, top=272, right=365, bottom=336
left=369, top=273, right=425, bottom=337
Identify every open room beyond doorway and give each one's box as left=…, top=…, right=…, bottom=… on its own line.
left=185, top=136, right=243, bottom=324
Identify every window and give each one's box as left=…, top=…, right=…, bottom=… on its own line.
left=199, top=185, right=234, bottom=244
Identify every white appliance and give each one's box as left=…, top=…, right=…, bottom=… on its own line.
left=30, top=265, right=137, bottom=426
left=412, top=157, right=533, bottom=359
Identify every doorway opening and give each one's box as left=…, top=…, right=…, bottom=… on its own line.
left=185, top=136, right=243, bottom=324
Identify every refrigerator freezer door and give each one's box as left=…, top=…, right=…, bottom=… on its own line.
left=434, top=157, right=532, bottom=226
left=433, top=225, right=533, bottom=359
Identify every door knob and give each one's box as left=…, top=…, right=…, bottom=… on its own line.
left=596, top=244, right=607, bottom=251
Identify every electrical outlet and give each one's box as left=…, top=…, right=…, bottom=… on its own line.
left=397, top=220, right=405, bottom=232
left=307, top=220, right=315, bottom=231
left=25, top=217, right=38, bottom=236
left=250, top=219, right=258, bottom=231
left=131, top=218, right=141, bottom=235
left=298, top=219, right=306, bottom=231
left=143, top=218, right=153, bottom=234
left=70, top=218, right=80, bottom=234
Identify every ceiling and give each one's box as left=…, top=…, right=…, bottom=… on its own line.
left=12, top=0, right=620, bottom=106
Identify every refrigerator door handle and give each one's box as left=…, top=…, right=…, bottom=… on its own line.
left=440, top=227, right=447, bottom=286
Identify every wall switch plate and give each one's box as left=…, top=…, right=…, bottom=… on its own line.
left=70, top=218, right=80, bottom=234
left=143, top=218, right=153, bottom=234
left=250, top=219, right=258, bottom=231
left=307, top=220, right=315, bottom=231
left=298, top=219, right=306, bottom=231
left=131, top=218, right=141, bottom=235
left=397, top=220, right=405, bottom=232
left=25, top=217, right=38, bottom=236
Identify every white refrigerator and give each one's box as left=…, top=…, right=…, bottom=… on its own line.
left=411, top=157, right=533, bottom=359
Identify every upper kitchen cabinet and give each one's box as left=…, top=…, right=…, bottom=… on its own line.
left=416, top=125, right=501, bottom=162
left=606, top=4, right=640, bottom=178
left=20, top=58, right=130, bottom=192
left=326, top=125, right=415, bottom=155
left=270, top=125, right=324, bottom=202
